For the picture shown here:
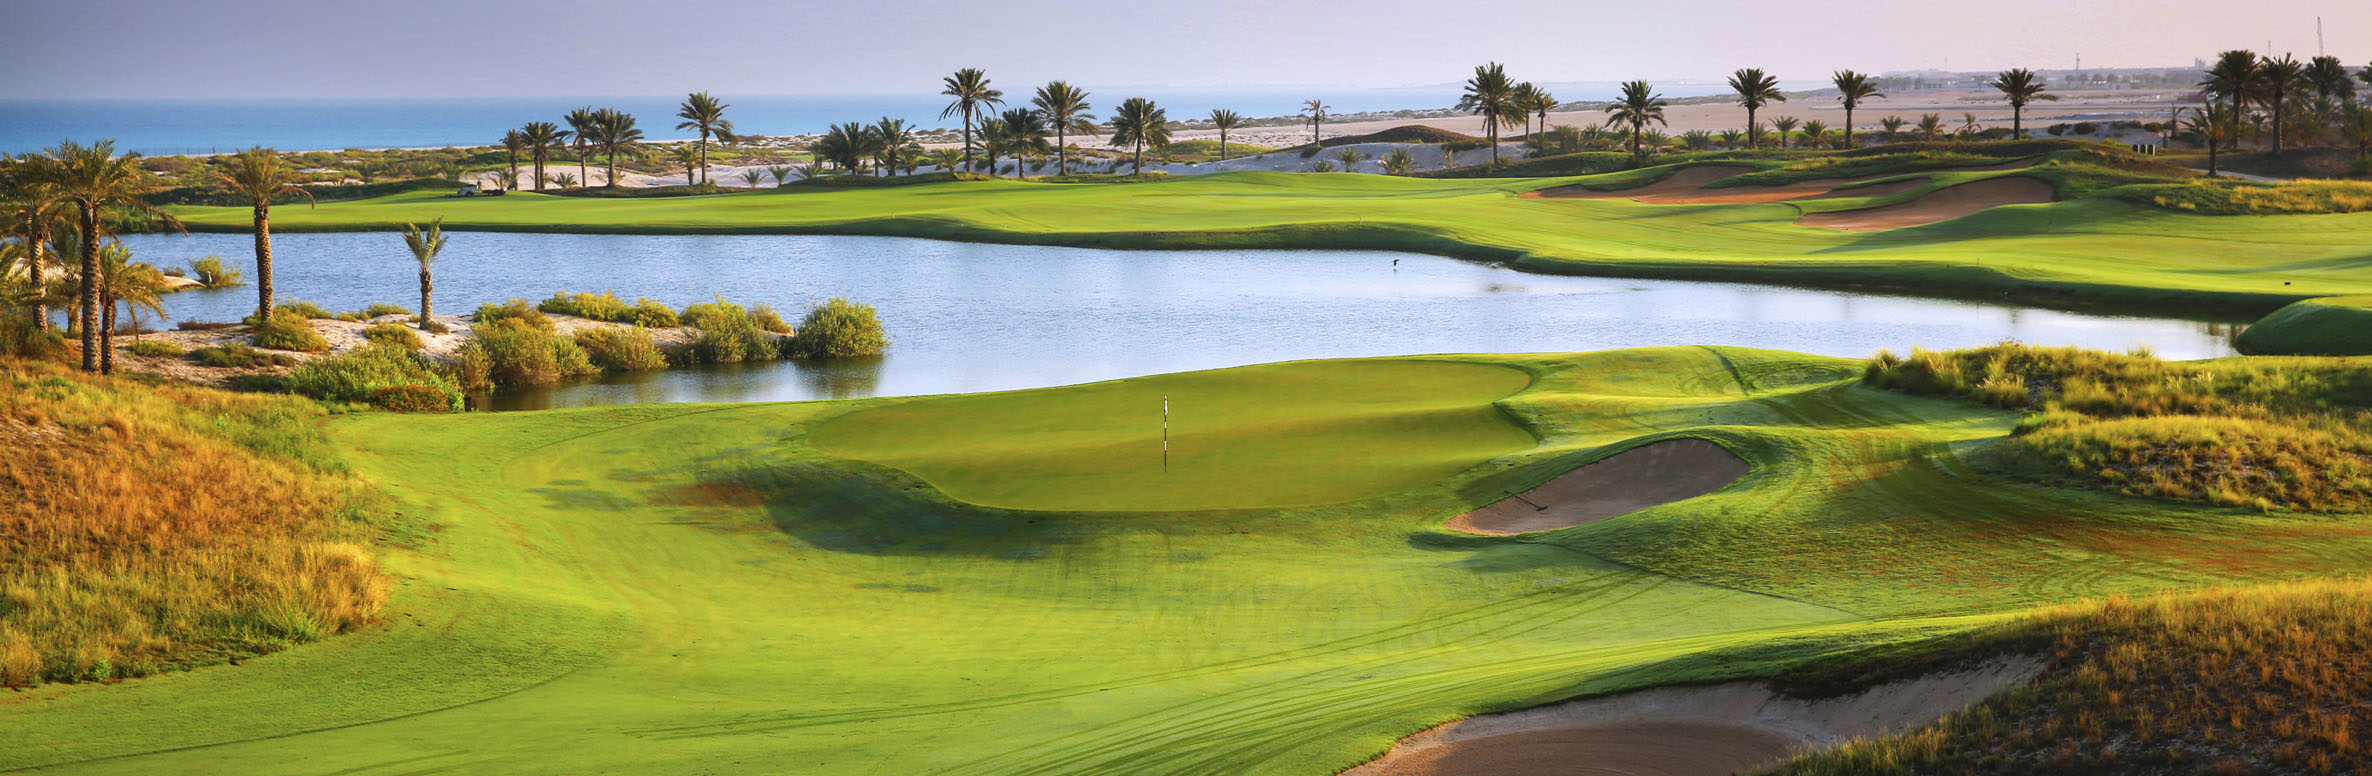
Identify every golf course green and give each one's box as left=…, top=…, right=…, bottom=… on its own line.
left=11, top=347, right=2369, bottom=774
left=160, top=158, right=2372, bottom=315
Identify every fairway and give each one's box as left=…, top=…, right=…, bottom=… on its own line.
left=12, top=348, right=2372, bottom=774
left=810, top=359, right=1536, bottom=510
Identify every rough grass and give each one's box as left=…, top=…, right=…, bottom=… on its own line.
left=2239, top=296, right=2372, bottom=356
left=2123, top=179, right=2372, bottom=215
left=250, top=314, right=328, bottom=353
left=1866, top=344, right=2372, bottom=512
left=0, top=358, right=391, bottom=687
left=573, top=326, right=669, bottom=371
left=284, top=344, right=461, bottom=407
left=1772, top=579, right=2372, bottom=775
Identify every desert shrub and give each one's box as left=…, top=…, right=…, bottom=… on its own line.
left=472, top=298, right=553, bottom=331
left=251, top=314, right=329, bottom=353
left=333, top=312, right=367, bottom=322
left=451, top=318, right=596, bottom=389
left=177, top=320, right=238, bottom=331
left=366, top=384, right=460, bottom=413
left=751, top=304, right=792, bottom=334
left=284, top=343, right=461, bottom=407
left=421, top=318, right=450, bottom=334
left=2128, top=179, right=2372, bottom=214
left=362, top=322, right=423, bottom=351
left=787, top=297, right=888, bottom=358
left=678, top=295, right=748, bottom=331
left=360, top=303, right=411, bottom=318
left=0, top=359, right=392, bottom=686
left=676, top=295, right=784, bottom=364
left=188, top=255, right=243, bottom=288
left=539, top=290, right=632, bottom=322
left=125, top=340, right=183, bottom=357
left=574, top=326, right=670, bottom=371
left=277, top=300, right=335, bottom=320
left=190, top=343, right=297, bottom=368
left=1, top=318, right=71, bottom=362
left=630, top=298, right=679, bottom=328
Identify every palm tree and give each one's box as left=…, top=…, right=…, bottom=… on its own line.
left=500, top=130, right=526, bottom=190
left=940, top=68, right=1003, bottom=171
left=988, top=108, right=1048, bottom=177
left=670, top=144, right=702, bottom=185
left=872, top=118, right=918, bottom=177
left=927, top=148, right=965, bottom=174
left=588, top=109, right=644, bottom=187
left=1960, top=113, right=1983, bottom=139
left=1300, top=99, right=1330, bottom=144
left=1728, top=68, right=1786, bottom=149
left=1719, top=129, right=1743, bottom=148
left=896, top=148, right=928, bottom=176
left=1770, top=115, right=1800, bottom=146
left=565, top=107, right=600, bottom=188
left=1381, top=149, right=1417, bottom=175
left=675, top=92, right=735, bottom=184
left=1457, top=63, right=1520, bottom=166
left=1798, top=120, right=1829, bottom=149
left=1110, top=97, right=1171, bottom=175
left=1916, top=113, right=1944, bottom=141
left=2185, top=103, right=2238, bottom=176
left=2340, top=104, right=2372, bottom=159
left=552, top=172, right=578, bottom=188
left=2259, top=55, right=2303, bottom=154
left=1032, top=81, right=1096, bottom=176
left=401, top=218, right=448, bottom=328
left=214, top=147, right=313, bottom=327
left=1208, top=109, right=1245, bottom=161
left=1989, top=68, right=2056, bottom=137
left=0, top=154, right=62, bottom=330
left=1333, top=148, right=1365, bottom=173
left=1605, top=81, right=1668, bottom=159
left=1510, top=82, right=1542, bottom=138
left=2306, top=56, right=2357, bottom=106
left=519, top=121, right=568, bottom=191
left=768, top=165, right=794, bottom=186
left=47, top=140, right=176, bottom=372
left=96, top=241, right=164, bottom=348
left=2200, top=51, right=2261, bottom=145
left=1529, top=88, right=1560, bottom=140
left=1879, top=116, right=1906, bottom=143
left=816, top=123, right=879, bottom=176
left=739, top=169, right=765, bottom=188
left=1831, top=70, right=1883, bottom=147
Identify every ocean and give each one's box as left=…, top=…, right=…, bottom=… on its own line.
left=0, top=82, right=1770, bottom=156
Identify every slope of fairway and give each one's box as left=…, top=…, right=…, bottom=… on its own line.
left=10, top=348, right=2372, bottom=775
left=160, top=167, right=2372, bottom=314
left=810, top=359, right=1535, bottom=511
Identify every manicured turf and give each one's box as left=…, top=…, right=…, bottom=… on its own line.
left=2236, top=295, right=2372, bottom=356
left=162, top=166, right=2372, bottom=315
left=811, top=359, right=1535, bottom=510
left=11, top=348, right=2371, bottom=774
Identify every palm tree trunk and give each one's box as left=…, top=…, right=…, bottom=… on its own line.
left=253, top=203, right=274, bottom=324
left=698, top=132, right=710, bottom=184
left=1489, top=120, right=1500, bottom=166
left=606, top=149, right=619, bottom=188
left=962, top=111, right=975, bottom=171
left=100, top=288, right=115, bottom=375
left=533, top=152, right=546, bottom=191
left=1133, top=141, right=1143, bottom=175
left=1844, top=107, right=1854, bottom=147
left=1746, top=106, right=1758, bottom=149
left=1219, top=130, right=1228, bottom=162
left=2012, top=106, right=2022, bottom=137
left=26, top=218, right=46, bottom=331
left=2272, top=96, right=2285, bottom=154
left=578, top=148, right=589, bottom=188
left=77, top=201, right=99, bottom=372
left=1056, top=124, right=1068, bottom=175
left=419, top=267, right=433, bottom=328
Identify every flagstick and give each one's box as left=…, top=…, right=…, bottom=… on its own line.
left=1162, top=394, right=1169, bottom=473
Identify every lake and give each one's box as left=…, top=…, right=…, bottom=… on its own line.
left=111, top=232, right=2242, bottom=410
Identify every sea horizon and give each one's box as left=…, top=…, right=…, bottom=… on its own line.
left=0, top=81, right=1792, bottom=156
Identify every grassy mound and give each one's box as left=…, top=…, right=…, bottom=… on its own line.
left=1315, top=125, right=1480, bottom=148
left=1774, top=580, right=2372, bottom=775
left=0, top=358, right=391, bottom=686
left=810, top=359, right=1534, bottom=510
left=1865, top=344, right=2372, bottom=511
left=2238, top=296, right=2372, bottom=356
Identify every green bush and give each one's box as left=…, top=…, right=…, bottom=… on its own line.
left=363, top=323, right=423, bottom=351
left=630, top=298, right=679, bottom=328
left=787, top=297, right=888, bottom=358
left=360, top=303, right=412, bottom=319
left=0, top=319, right=70, bottom=362
left=452, top=319, right=596, bottom=389
left=678, top=295, right=748, bottom=331
left=366, top=384, right=460, bottom=413
left=125, top=340, right=184, bottom=357
left=539, top=290, right=632, bottom=322
left=190, top=343, right=297, bottom=368
left=284, top=343, right=460, bottom=408
left=251, top=314, right=329, bottom=353
left=472, top=298, right=553, bottom=331
left=421, top=319, right=450, bottom=334
left=751, top=304, right=792, bottom=334
left=278, top=301, right=335, bottom=320
left=574, top=326, right=670, bottom=371
left=188, top=256, right=243, bottom=289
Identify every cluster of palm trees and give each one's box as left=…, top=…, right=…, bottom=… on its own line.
left=1, top=141, right=182, bottom=373
left=2191, top=50, right=2372, bottom=166
left=491, top=105, right=657, bottom=190
left=933, top=70, right=1192, bottom=176
left=1452, top=64, right=1561, bottom=166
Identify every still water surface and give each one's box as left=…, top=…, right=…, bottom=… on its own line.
left=113, top=232, right=2240, bottom=410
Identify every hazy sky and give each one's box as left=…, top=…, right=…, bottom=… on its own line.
left=4, top=0, right=2366, bottom=99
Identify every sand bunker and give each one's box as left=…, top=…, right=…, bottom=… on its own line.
left=1798, top=176, right=2057, bottom=232
left=1343, top=658, right=2043, bottom=776
left=1450, top=439, right=1746, bottom=535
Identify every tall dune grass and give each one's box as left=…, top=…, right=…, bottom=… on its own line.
left=0, top=358, right=392, bottom=686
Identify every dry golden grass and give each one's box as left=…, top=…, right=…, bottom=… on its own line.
left=1773, top=580, right=2372, bottom=775
left=2146, top=179, right=2372, bottom=215
left=0, top=358, right=391, bottom=686
left=1865, top=344, right=2372, bottom=512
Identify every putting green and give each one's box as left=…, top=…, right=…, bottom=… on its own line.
left=10, top=349, right=2372, bottom=775
left=810, top=359, right=1536, bottom=511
